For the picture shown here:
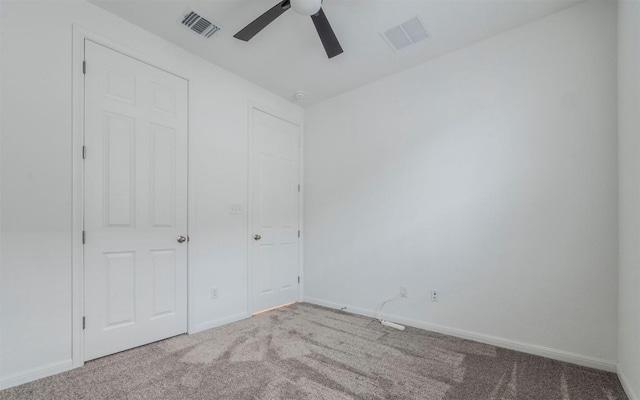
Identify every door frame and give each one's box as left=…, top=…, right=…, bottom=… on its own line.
left=246, top=102, right=304, bottom=314
left=72, top=25, right=192, bottom=369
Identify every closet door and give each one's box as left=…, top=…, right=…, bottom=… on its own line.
left=251, top=108, right=301, bottom=313
left=83, top=40, right=188, bottom=360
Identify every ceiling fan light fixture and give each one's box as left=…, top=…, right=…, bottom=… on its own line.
left=290, top=0, right=322, bottom=16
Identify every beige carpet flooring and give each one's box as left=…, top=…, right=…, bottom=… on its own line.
left=0, top=303, right=627, bottom=399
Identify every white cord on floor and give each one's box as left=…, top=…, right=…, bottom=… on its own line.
left=376, top=295, right=402, bottom=323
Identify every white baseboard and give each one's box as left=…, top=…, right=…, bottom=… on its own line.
left=191, top=312, right=251, bottom=334
left=618, top=365, right=639, bottom=400
left=0, top=359, right=74, bottom=391
left=304, top=297, right=617, bottom=373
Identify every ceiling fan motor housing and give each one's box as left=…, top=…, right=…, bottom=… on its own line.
left=290, top=0, right=322, bottom=16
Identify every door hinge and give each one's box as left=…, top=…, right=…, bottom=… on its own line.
left=83, top=61, right=86, bottom=75
left=298, top=276, right=300, bottom=284
left=298, top=184, right=300, bottom=192
left=82, top=146, right=86, bottom=159
left=82, top=231, right=86, bottom=244
left=82, top=316, right=86, bottom=330
left=298, top=230, right=300, bottom=238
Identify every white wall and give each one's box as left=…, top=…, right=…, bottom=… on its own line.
left=304, top=1, right=618, bottom=369
left=0, top=0, right=302, bottom=388
left=618, top=0, right=640, bottom=398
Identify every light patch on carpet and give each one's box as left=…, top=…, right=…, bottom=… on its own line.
left=561, top=373, right=571, bottom=400
left=180, top=335, right=240, bottom=364
left=230, top=337, right=270, bottom=362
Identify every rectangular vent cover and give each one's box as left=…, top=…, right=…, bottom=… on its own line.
left=181, top=9, right=221, bottom=38
left=382, top=17, right=429, bottom=52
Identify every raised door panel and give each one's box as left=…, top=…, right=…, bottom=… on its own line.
left=149, top=125, right=176, bottom=228
left=105, top=252, right=136, bottom=329
left=104, top=113, right=136, bottom=228
left=151, top=250, right=176, bottom=318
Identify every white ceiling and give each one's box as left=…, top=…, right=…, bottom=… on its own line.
left=88, top=0, right=583, bottom=106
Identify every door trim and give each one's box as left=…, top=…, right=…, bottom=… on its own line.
left=246, top=102, right=304, bottom=315
left=72, top=25, right=191, bottom=369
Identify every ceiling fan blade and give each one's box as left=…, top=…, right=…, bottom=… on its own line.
left=234, top=0, right=291, bottom=41
left=310, top=8, right=343, bottom=59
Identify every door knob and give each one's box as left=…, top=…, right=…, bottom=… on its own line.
left=254, top=234, right=262, bottom=241
left=177, top=236, right=187, bottom=243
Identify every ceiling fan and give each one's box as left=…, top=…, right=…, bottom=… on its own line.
left=234, top=0, right=343, bottom=59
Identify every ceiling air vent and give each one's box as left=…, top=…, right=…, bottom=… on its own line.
left=381, top=16, right=429, bottom=52
left=180, top=9, right=221, bottom=38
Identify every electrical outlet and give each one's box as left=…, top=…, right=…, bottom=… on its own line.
left=211, top=287, right=219, bottom=300
left=431, top=290, right=439, bottom=302
left=230, top=204, right=243, bottom=215
left=400, top=286, right=408, bottom=298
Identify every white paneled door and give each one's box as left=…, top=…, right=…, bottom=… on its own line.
left=83, top=40, right=188, bottom=361
left=251, top=109, right=301, bottom=313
